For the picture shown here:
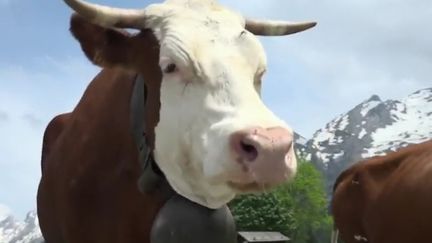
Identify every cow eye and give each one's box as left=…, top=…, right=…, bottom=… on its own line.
left=255, top=69, right=266, bottom=83
left=163, top=63, right=177, bottom=74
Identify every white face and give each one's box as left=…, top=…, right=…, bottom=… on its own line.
left=149, top=2, right=297, bottom=208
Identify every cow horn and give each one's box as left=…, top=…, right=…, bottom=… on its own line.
left=64, top=0, right=148, bottom=28
left=245, top=19, right=317, bottom=36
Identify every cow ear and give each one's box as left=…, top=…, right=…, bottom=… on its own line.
left=69, top=14, right=133, bottom=68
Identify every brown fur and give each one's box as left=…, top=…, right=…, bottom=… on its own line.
left=40, top=113, right=70, bottom=173
left=331, top=139, right=432, bottom=243
left=37, top=14, right=164, bottom=243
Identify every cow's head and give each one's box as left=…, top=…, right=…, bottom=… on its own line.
left=66, top=0, right=316, bottom=208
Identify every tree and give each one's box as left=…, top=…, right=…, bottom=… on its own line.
left=229, top=159, right=332, bottom=243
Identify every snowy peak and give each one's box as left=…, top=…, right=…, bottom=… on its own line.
left=366, top=88, right=432, bottom=157
left=407, top=88, right=432, bottom=101
left=0, top=209, right=43, bottom=243
left=367, top=94, right=381, bottom=102
left=304, top=87, right=432, bottom=194
left=403, top=88, right=432, bottom=119
left=306, top=94, right=390, bottom=167
left=23, top=211, right=38, bottom=227
left=0, top=215, right=22, bottom=243
left=360, top=94, right=382, bottom=117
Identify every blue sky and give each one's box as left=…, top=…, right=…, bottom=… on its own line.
left=1, top=0, right=431, bottom=219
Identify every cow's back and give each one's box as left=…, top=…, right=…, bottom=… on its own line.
left=37, top=68, right=166, bottom=243
left=41, top=112, right=71, bottom=173
left=332, top=140, right=432, bottom=243
left=364, top=141, right=432, bottom=243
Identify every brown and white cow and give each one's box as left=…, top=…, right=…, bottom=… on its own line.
left=331, top=140, right=432, bottom=243
left=37, top=0, right=316, bottom=242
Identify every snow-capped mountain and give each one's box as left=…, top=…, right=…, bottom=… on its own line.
left=0, top=208, right=43, bottom=243
left=303, top=88, right=432, bottom=194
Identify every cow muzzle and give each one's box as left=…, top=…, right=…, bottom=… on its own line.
left=228, top=126, right=296, bottom=191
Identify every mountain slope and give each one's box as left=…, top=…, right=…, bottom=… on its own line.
left=0, top=209, right=43, bottom=243
left=304, top=88, right=432, bottom=194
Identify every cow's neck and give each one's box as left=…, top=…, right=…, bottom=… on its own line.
left=130, top=74, right=174, bottom=198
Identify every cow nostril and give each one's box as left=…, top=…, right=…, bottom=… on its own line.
left=240, top=140, right=258, bottom=162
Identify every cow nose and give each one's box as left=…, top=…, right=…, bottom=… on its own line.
left=229, top=126, right=296, bottom=184
left=230, top=126, right=293, bottom=162
left=236, top=136, right=259, bottom=162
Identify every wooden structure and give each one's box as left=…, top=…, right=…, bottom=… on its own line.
left=237, top=231, right=290, bottom=243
